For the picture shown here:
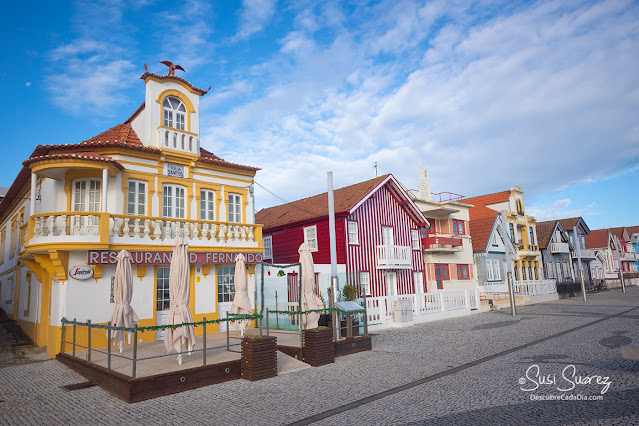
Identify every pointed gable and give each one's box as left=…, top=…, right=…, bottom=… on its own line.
left=470, top=215, right=498, bottom=251
left=256, top=174, right=427, bottom=231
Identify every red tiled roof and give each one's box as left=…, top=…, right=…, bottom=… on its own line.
left=557, top=217, right=580, bottom=230
left=627, top=226, right=639, bottom=235
left=22, top=152, right=124, bottom=170
left=469, top=205, right=500, bottom=219
left=609, top=227, right=627, bottom=241
left=535, top=220, right=557, bottom=249
left=140, top=72, right=209, bottom=95
left=197, top=151, right=260, bottom=172
left=464, top=190, right=511, bottom=209
left=82, top=122, right=143, bottom=146
left=469, top=215, right=498, bottom=251
left=0, top=166, right=31, bottom=221
left=256, top=175, right=388, bottom=230
left=585, top=229, right=610, bottom=249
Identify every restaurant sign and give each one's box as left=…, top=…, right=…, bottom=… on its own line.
left=88, top=251, right=263, bottom=265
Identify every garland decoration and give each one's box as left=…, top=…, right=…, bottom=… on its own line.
left=61, top=313, right=262, bottom=333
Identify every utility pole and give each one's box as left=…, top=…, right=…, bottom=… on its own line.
left=573, top=225, right=587, bottom=302
left=612, top=232, right=626, bottom=293
left=327, top=172, right=341, bottom=340
left=501, top=211, right=516, bottom=317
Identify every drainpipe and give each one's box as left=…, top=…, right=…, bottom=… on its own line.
left=573, top=226, right=586, bottom=302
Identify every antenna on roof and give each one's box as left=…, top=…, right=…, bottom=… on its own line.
left=374, top=161, right=378, bottom=177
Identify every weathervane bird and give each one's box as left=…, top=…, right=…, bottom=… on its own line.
left=160, top=61, right=185, bottom=76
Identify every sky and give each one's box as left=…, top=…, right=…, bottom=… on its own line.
left=2, top=0, right=638, bottom=230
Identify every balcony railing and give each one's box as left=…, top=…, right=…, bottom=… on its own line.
left=376, top=245, right=412, bottom=269
left=158, top=127, right=199, bottom=155
left=422, top=234, right=463, bottom=253
left=622, top=251, right=638, bottom=261
left=579, top=248, right=596, bottom=259
left=550, top=242, right=570, bottom=254
left=515, top=243, right=539, bottom=253
left=27, top=212, right=262, bottom=248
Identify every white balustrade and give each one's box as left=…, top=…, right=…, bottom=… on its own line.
left=375, top=245, right=412, bottom=269
left=481, top=281, right=509, bottom=295
left=366, top=288, right=480, bottom=328
left=513, top=279, right=557, bottom=296
left=29, top=213, right=261, bottom=248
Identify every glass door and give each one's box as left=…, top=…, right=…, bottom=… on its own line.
left=72, top=179, right=101, bottom=233
left=217, top=266, right=239, bottom=331
left=156, top=267, right=170, bottom=340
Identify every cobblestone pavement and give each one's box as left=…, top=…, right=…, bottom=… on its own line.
left=1, top=288, right=638, bottom=425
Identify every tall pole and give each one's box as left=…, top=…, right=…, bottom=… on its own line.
left=573, top=225, right=587, bottom=301
left=612, top=233, right=626, bottom=293
left=327, top=172, right=341, bottom=340
left=501, top=211, right=516, bottom=317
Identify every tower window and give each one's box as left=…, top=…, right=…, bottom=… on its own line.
left=163, top=96, right=186, bottom=131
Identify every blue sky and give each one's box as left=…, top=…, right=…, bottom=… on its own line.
left=3, top=0, right=638, bottom=229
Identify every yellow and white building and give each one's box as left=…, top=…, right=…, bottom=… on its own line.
left=465, top=186, right=543, bottom=281
left=0, top=67, right=263, bottom=357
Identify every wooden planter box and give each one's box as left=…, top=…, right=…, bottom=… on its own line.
left=241, top=336, right=277, bottom=381
left=302, top=328, right=334, bottom=367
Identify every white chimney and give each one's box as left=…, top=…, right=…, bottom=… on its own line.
left=417, top=167, right=432, bottom=201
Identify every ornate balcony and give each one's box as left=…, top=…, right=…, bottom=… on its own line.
left=26, top=212, right=262, bottom=249
left=376, top=245, right=412, bottom=269
left=157, top=127, right=199, bottom=155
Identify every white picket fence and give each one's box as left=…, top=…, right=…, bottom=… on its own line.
left=513, top=279, right=557, bottom=296
left=481, top=279, right=557, bottom=297
left=366, top=289, right=481, bottom=329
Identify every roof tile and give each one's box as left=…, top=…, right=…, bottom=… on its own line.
left=256, top=175, right=388, bottom=230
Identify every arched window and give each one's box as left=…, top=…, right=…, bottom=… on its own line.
left=163, top=96, right=186, bottom=130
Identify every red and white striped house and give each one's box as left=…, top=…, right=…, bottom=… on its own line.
left=256, top=175, right=429, bottom=299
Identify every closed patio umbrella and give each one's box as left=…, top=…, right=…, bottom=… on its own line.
left=299, top=243, right=324, bottom=329
left=108, top=250, right=140, bottom=352
left=230, top=253, right=252, bottom=336
left=163, top=237, right=196, bottom=364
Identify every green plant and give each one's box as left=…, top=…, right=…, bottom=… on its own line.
left=342, top=284, right=357, bottom=302
left=319, top=291, right=326, bottom=306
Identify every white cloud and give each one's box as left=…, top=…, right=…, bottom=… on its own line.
left=200, top=0, right=639, bottom=211
left=156, top=0, right=215, bottom=69
left=233, top=0, right=277, bottom=41
left=44, top=1, right=138, bottom=116
left=527, top=199, right=598, bottom=222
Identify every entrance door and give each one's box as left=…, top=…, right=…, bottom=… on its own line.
left=217, top=266, right=239, bottom=331
left=435, top=264, right=448, bottom=289
left=156, top=267, right=170, bottom=340
left=72, top=179, right=101, bottom=233
left=384, top=271, right=397, bottom=296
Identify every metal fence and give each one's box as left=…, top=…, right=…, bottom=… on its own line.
left=60, top=312, right=258, bottom=379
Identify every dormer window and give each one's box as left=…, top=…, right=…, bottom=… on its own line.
left=163, top=96, right=186, bottom=130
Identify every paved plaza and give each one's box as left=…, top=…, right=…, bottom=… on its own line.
left=1, top=287, right=638, bottom=425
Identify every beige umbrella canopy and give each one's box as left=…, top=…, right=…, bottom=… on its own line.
left=108, top=250, right=140, bottom=352
left=230, top=253, right=252, bottom=336
left=163, top=237, right=196, bottom=364
left=299, top=243, right=324, bottom=329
